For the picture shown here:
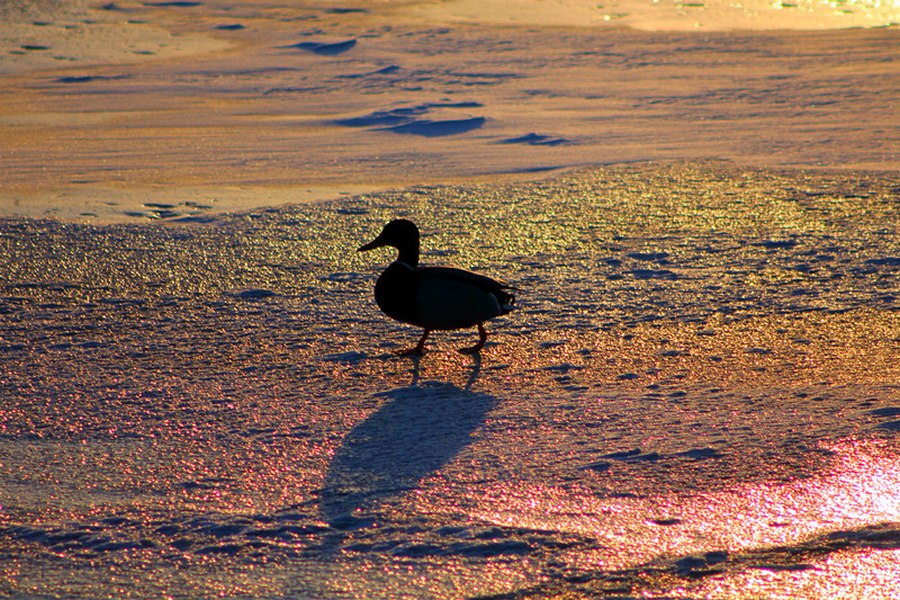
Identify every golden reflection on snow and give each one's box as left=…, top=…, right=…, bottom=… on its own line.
left=419, top=439, right=900, bottom=572
left=410, top=0, right=899, bottom=30
left=275, top=557, right=536, bottom=600
left=1, top=164, right=897, bottom=598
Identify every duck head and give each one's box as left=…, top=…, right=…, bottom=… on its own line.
left=358, top=219, right=420, bottom=267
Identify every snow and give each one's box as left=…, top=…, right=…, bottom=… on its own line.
left=1, top=163, right=898, bottom=597
left=0, top=0, right=897, bottom=596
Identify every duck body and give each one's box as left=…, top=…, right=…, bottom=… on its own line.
left=359, top=219, right=515, bottom=354
left=375, top=262, right=514, bottom=331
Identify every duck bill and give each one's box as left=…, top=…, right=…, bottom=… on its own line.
left=357, top=236, right=386, bottom=252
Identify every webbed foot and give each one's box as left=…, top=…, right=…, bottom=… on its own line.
left=397, top=329, right=430, bottom=356
left=458, top=323, right=487, bottom=355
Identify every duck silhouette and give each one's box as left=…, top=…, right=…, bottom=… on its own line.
left=358, top=219, right=516, bottom=354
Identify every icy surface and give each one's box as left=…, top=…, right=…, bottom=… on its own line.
left=1, top=163, right=898, bottom=598
left=1, top=1, right=897, bottom=221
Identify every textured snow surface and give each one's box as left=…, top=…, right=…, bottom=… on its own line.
left=1, top=163, right=899, bottom=598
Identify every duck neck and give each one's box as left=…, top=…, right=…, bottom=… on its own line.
left=396, top=240, right=419, bottom=268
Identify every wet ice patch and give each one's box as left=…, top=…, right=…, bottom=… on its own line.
left=230, top=289, right=277, bottom=301
left=56, top=74, right=131, bottom=84
left=321, top=351, right=367, bottom=363
left=498, top=133, right=571, bottom=146
left=386, top=117, right=485, bottom=137
left=143, top=1, right=202, bottom=6
left=335, top=102, right=486, bottom=137
left=286, top=39, right=357, bottom=56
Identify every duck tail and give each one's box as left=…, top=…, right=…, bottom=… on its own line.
left=497, top=289, right=516, bottom=314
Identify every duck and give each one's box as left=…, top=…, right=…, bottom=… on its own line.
left=358, top=219, right=516, bottom=354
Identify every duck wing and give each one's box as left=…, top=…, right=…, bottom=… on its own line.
left=413, top=267, right=516, bottom=330
left=424, top=267, right=515, bottom=307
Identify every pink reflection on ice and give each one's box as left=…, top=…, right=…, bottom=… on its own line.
left=690, top=547, right=900, bottom=599
left=418, top=438, right=900, bottom=571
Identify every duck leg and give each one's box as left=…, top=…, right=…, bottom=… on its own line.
left=459, top=323, right=487, bottom=355
left=399, top=329, right=430, bottom=355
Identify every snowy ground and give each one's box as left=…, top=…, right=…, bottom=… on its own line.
left=1, top=1, right=897, bottom=221
left=1, top=0, right=898, bottom=597
left=1, top=163, right=898, bottom=598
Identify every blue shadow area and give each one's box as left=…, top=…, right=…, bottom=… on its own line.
left=320, top=369, right=495, bottom=528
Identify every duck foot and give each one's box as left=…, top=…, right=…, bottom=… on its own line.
left=458, top=323, right=487, bottom=355
left=397, top=347, right=424, bottom=356
left=397, top=329, right=430, bottom=355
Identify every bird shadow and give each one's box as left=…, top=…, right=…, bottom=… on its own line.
left=319, top=356, right=494, bottom=530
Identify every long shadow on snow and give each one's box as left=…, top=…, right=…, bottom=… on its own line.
left=320, top=356, right=495, bottom=529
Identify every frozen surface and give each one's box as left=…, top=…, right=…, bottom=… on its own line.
left=1, top=163, right=898, bottom=598
left=1, top=0, right=898, bottom=597
left=412, top=0, right=900, bottom=30
left=0, top=0, right=897, bottom=221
